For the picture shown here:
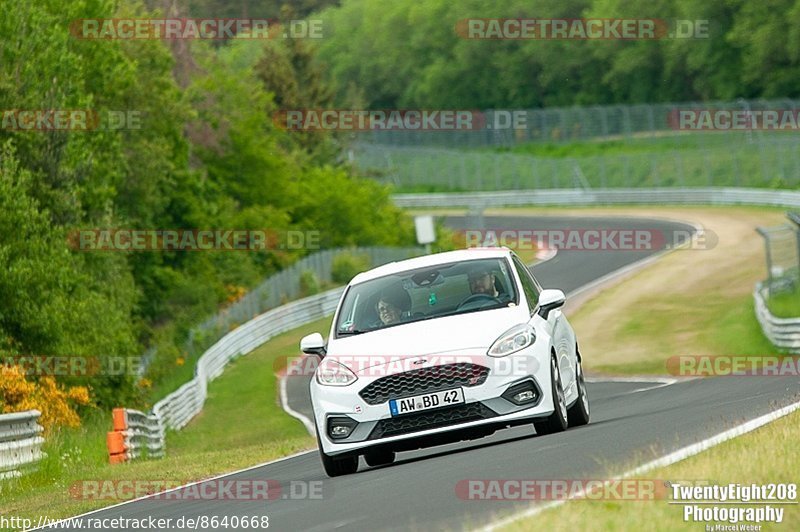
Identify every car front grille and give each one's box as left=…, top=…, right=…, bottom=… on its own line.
left=367, top=402, right=497, bottom=440
left=358, top=363, right=490, bottom=405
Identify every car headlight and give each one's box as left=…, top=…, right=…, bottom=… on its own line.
left=315, top=358, right=358, bottom=386
left=488, top=324, right=536, bottom=357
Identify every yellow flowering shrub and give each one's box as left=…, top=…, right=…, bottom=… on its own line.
left=225, top=284, right=247, bottom=305
left=0, top=365, right=91, bottom=432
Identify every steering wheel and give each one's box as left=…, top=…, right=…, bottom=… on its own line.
left=457, top=293, right=499, bottom=310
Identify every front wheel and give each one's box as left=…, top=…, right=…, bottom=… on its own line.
left=533, top=356, right=569, bottom=435
left=567, top=353, right=590, bottom=427
left=317, top=431, right=358, bottom=477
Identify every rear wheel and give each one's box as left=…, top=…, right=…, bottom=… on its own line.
left=317, top=431, right=358, bottom=477
left=533, top=356, right=569, bottom=435
left=364, top=449, right=396, bottom=467
left=567, top=353, right=590, bottom=427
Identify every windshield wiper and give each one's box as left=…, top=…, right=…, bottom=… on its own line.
left=337, top=329, right=370, bottom=336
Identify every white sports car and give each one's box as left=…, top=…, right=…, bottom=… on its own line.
left=300, top=248, right=590, bottom=477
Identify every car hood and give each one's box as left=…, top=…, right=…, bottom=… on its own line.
left=327, top=306, right=529, bottom=373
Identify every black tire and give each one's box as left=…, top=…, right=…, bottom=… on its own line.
left=567, top=353, right=590, bottom=427
left=533, top=355, right=569, bottom=435
left=364, top=449, right=396, bottom=467
left=317, top=431, right=358, bottom=477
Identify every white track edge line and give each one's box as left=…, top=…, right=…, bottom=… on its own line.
left=280, top=372, right=317, bottom=436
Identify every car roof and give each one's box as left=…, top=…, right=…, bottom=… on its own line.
left=350, top=247, right=514, bottom=285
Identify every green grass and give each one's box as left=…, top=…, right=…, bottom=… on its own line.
left=357, top=134, right=800, bottom=191
left=0, top=316, right=331, bottom=523
left=589, top=295, right=779, bottom=375
left=495, top=132, right=743, bottom=157
left=501, top=409, right=800, bottom=531
left=767, top=285, right=800, bottom=318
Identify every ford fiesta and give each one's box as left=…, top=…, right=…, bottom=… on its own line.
left=300, top=248, right=590, bottom=477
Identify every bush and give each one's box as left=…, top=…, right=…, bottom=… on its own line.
left=331, top=253, right=371, bottom=285
left=0, top=366, right=90, bottom=433
left=299, top=270, right=321, bottom=297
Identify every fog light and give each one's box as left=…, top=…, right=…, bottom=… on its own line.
left=512, top=390, right=536, bottom=403
left=331, top=426, right=351, bottom=437
left=327, top=416, right=358, bottom=439
left=502, top=381, right=540, bottom=406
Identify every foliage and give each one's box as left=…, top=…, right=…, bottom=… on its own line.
left=0, top=365, right=91, bottom=433
left=0, top=0, right=412, bottom=420
left=299, top=270, right=321, bottom=296
left=317, top=0, right=800, bottom=108
left=331, top=252, right=371, bottom=284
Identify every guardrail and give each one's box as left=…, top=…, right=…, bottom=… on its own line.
left=392, top=187, right=800, bottom=209
left=151, top=288, right=344, bottom=432
left=110, top=287, right=347, bottom=462
left=106, top=408, right=166, bottom=464
left=0, top=410, right=45, bottom=479
left=753, top=282, right=800, bottom=353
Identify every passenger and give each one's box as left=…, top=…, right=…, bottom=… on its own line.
left=375, top=283, right=412, bottom=325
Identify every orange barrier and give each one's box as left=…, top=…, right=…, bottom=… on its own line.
left=107, top=408, right=128, bottom=464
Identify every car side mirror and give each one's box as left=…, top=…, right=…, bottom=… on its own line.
left=300, top=332, right=326, bottom=357
left=537, top=289, right=566, bottom=319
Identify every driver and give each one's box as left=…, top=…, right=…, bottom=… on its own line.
left=467, top=265, right=499, bottom=298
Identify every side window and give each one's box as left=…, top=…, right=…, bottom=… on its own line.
left=512, top=257, right=540, bottom=313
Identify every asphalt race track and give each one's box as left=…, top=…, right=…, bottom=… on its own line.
left=45, top=216, right=800, bottom=531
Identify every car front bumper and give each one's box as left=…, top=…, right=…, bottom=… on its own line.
left=310, top=345, right=555, bottom=456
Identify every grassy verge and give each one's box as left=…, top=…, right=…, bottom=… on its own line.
left=361, top=134, right=800, bottom=192
left=0, top=316, right=330, bottom=523
left=767, top=285, right=800, bottom=318
left=501, top=409, right=800, bottom=531
left=495, top=132, right=800, bottom=157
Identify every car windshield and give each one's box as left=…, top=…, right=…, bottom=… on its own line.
left=335, top=257, right=518, bottom=337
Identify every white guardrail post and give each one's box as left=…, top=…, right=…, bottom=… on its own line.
left=0, top=410, right=45, bottom=479
left=753, top=282, right=800, bottom=353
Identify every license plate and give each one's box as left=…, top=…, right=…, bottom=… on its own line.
left=389, top=388, right=465, bottom=416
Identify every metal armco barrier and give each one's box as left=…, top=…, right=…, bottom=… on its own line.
left=110, top=287, right=346, bottom=462
left=154, top=288, right=344, bottom=432
left=754, top=283, right=800, bottom=353
left=107, top=408, right=166, bottom=464
left=392, top=187, right=800, bottom=209
left=0, top=410, right=45, bottom=479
